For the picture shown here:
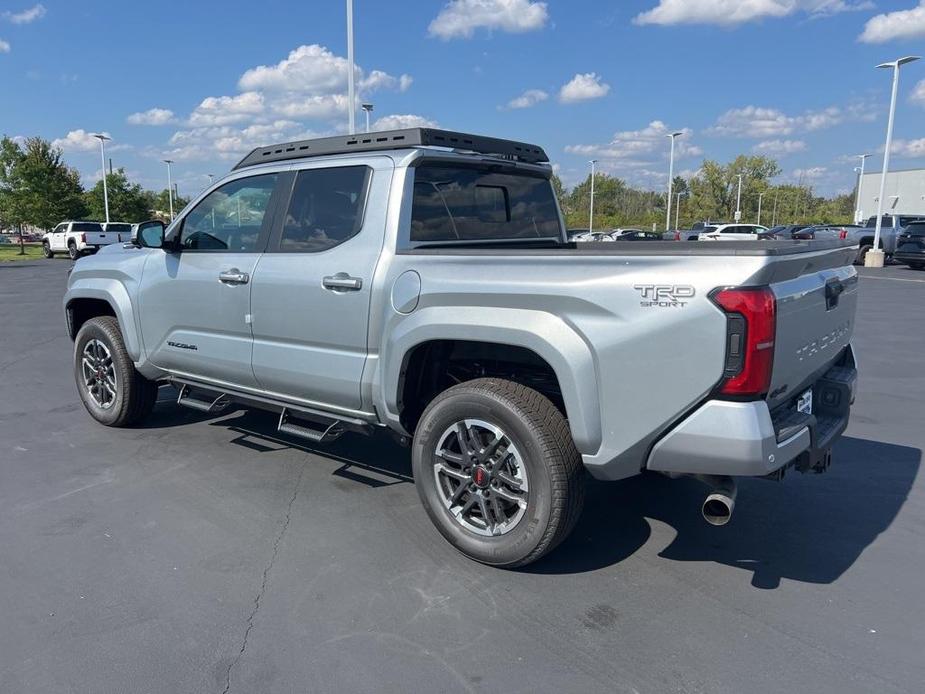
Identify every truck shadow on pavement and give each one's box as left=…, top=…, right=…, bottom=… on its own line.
left=529, top=436, right=920, bottom=588
left=148, top=395, right=919, bottom=589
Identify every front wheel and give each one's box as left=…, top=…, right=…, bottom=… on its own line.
left=412, top=378, right=584, bottom=568
left=74, top=316, right=159, bottom=427
left=42, top=241, right=54, bottom=258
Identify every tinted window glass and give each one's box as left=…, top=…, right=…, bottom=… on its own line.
left=73, top=222, right=103, bottom=232
left=105, top=223, right=132, bottom=232
left=279, top=166, right=370, bottom=252
left=180, top=174, right=277, bottom=252
left=907, top=223, right=925, bottom=237
left=410, top=164, right=561, bottom=243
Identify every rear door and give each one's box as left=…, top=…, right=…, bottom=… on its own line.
left=138, top=172, right=282, bottom=388
left=249, top=159, right=390, bottom=411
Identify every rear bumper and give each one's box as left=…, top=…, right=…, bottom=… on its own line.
left=646, top=344, right=857, bottom=477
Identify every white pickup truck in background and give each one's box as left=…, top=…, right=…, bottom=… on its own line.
left=43, top=221, right=132, bottom=259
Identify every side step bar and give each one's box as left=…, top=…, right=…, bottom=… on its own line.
left=176, top=384, right=232, bottom=414
left=277, top=408, right=345, bottom=444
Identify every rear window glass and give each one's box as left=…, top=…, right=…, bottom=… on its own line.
left=72, top=222, right=103, bottom=232
left=410, top=164, right=561, bottom=243
left=105, top=223, right=132, bottom=232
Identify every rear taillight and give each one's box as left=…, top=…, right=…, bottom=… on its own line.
left=81, top=233, right=87, bottom=243
left=839, top=229, right=847, bottom=240
left=711, top=286, right=776, bottom=398
left=674, top=231, right=681, bottom=241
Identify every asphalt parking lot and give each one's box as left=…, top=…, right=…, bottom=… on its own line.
left=1, top=260, right=923, bottom=694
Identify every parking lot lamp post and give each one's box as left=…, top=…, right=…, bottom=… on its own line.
left=588, top=159, right=597, bottom=234
left=163, top=160, right=174, bottom=221
left=362, top=103, right=373, bottom=133
left=771, top=192, right=779, bottom=226
left=665, top=131, right=682, bottom=231
left=854, top=154, right=870, bottom=224
left=91, top=134, right=111, bottom=224
left=674, top=191, right=686, bottom=230
left=757, top=192, right=765, bottom=225
left=734, top=174, right=743, bottom=222
left=346, top=0, right=356, bottom=135
left=870, top=56, right=920, bottom=266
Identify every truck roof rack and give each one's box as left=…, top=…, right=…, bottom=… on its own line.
left=232, top=128, right=549, bottom=170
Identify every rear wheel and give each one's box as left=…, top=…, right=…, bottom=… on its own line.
left=67, top=242, right=80, bottom=260
left=74, top=316, right=158, bottom=427
left=412, top=378, right=584, bottom=568
left=855, top=244, right=872, bottom=265
left=42, top=240, right=54, bottom=258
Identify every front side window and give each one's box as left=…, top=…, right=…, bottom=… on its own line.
left=180, top=173, right=278, bottom=252
left=278, top=166, right=370, bottom=252
left=410, top=163, right=561, bottom=244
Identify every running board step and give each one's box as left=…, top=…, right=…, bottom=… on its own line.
left=277, top=408, right=345, bottom=443
left=176, top=384, right=232, bottom=414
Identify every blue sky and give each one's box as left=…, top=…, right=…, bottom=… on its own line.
left=2, top=0, right=924, bottom=197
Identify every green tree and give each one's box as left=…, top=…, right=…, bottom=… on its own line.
left=12, top=137, right=87, bottom=229
left=0, top=136, right=28, bottom=254
left=142, top=189, right=191, bottom=221
left=84, top=169, right=152, bottom=223
left=687, top=155, right=781, bottom=225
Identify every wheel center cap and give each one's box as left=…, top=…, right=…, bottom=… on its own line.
left=472, top=466, right=490, bottom=489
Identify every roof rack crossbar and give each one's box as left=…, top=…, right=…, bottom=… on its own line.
left=232, top=128, right=549, bottom=170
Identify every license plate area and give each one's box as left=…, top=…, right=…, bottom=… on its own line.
left=797, top=388, right=813, bottom=415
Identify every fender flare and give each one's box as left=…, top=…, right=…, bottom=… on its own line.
left=64, top=280, right=143, bottom=362
left=376, top=305, right=602, bottom=456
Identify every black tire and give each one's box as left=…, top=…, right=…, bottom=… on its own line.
left=909, top=262, right=924, bottom=271
left=67, top=242, right=80, bottom=260
left=74, top=316, right=159, bottom=427
left=855, top=244, right=871, bottom=266
left=412, top=378, right=584, bottom=568
left=42, top=240, right=54, bottom=258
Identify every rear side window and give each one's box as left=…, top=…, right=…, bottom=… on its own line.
left=73, top=222, right=103, bottom=232
left=410, top=163, right=561, bottom=243
left=278, top=166, right=371, bottom=252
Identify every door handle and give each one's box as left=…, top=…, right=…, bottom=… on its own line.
left=219, top=268, right=250, bottom=285
left=323, top=273, right=363, bottom=291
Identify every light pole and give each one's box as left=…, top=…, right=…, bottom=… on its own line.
left=674, top=191, right=687, bottom=231
left=853, top=154, right=871, bottom=225
left=665, top=131, right=683, bottom=231
left=771, top=192, right=779, bottom=226
left=163, top=159, right=174, bottom=221
left=757, top=192, right=765, bottom=225
left=870, top=55, right=920, bottom=266
left=734, top=174, right=743, bottom=222
left=588, top=160, right=597, bottom=234
left=361, top=103, right=374, bottom=133
left=346, top=0, right=356, bottom=135
left=91, top=133, right=111, bottom=223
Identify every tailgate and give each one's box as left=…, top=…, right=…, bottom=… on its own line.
left=767, top=264, right=857, bottom=410
left=84, top=232, right=122, bottom=245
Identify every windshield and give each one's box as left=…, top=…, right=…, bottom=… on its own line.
left=410, top=163, right=562, bottom=244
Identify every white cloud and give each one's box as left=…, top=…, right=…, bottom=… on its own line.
left=890, top=138, right=925, bottom=158
left=792, top=166, right=829, bottom=181
left=502, top=89, right=548, bottom=110
left=0, top=39, right=9, bottom=53
left=559, top=73, right=610, bottom=103
left=910, top=79, right=925, bottom=106
left=428, top=0, right=548, bottom=39
left=566, top=121, right=701, bottom=162
left=52, top=129, right=111, bottom=153
left=162, top=120, right=317, bottom=162
left=634, top=0, right=872, bottom=27
left=371, top=114, right=439, bottom=131
left=859, top=2, right=925, bottom=43
left=752, top=139, right=807, bottom=154
left=187, top=92, right=265, bottom=127
left=709, top=105, right=848, bottom=137
left=2, top=4, right=46, bottom=24
left=127, top=108, right=176, bottom=126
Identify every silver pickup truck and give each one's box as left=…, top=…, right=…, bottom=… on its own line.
left=64, top=129, right=859, bottom=568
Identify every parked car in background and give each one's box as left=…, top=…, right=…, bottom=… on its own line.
left=572, top=231, right=615, bottom=242
left=793, top=224, right=860, bottom=241
left=664, top=229, right=702, bottom=241
left=43, top=221, right=130, bottom=260
left=102, top=222, right=134, bottom=238
left=766, top=224, right=811, bottom=239
left=843, top=215, right=925, bottom=265
left=893, top=221, right=925, bottom=270
left=612, top=229, right=662, bottom=240
left=0, top=235, right=12, bottom=245
left=698, top=224, right=769, bottom=241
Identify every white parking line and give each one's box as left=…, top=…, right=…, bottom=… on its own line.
left=860, top=275, right=925, bottom=284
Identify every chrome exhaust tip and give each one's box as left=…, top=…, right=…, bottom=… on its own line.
left=696, top=475, right=737, bottom=526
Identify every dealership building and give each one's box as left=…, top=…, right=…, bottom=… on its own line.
left=856, top=167, right=925, bottom=222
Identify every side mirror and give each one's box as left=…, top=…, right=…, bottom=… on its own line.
left=135, top=220, right=166, bottom=249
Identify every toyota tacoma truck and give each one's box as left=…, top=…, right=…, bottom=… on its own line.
left=63, top=128, right=859, bottom=568
left=44, top=220, right=132, bottom=259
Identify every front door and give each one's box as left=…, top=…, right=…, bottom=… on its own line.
left=250, top=162, right=387, bottom=412
left=138, top=172, right=281, bottom=389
